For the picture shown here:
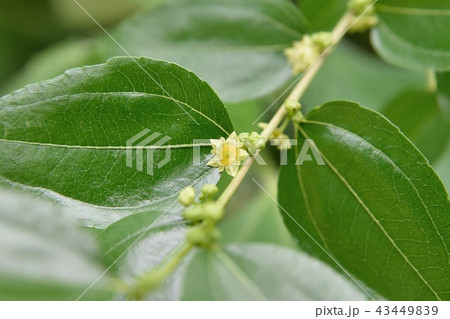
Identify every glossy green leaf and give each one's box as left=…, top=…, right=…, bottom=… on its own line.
left=437, top=72, right=450, bottom=121
left=0, top=57, right=232, bottom=227
left=299, top=0, right=348, bottom=32
left=372, top=0, right=450, bottom=71
left=279, top=101, right=450, bottom=300
left=0, top=188, right=111, bottom=300
left=382, top=90, right=449, bottom=163
left=98, top=0, right=307, bottom=103
left=435, top=144, right=450, bottom=192
left=183, top=243, right=367, bottom=300
left=302, top=41, right=426, bottom=112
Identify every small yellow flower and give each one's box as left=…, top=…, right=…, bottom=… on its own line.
left=207, top=132, right=249, bottom=176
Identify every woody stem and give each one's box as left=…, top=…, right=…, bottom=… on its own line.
left=216, top=11, right=354, bottom=208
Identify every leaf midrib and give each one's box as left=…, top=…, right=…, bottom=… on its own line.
left=304, top=118, right=450, bottom=259
left=1, top=91, right=231, bottom=135
left=0, top=139, right=211, bottom=151
left=297, top=123, right=442, bottom=300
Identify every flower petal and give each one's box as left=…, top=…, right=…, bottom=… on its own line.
left=225, top=164, right=239, bottom=177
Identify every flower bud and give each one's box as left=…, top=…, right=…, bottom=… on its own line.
left=284, top=100, right=302, bottom=116
left=183, top=205, right=206, bottom=222
left=201, top=184, right=219, bottom=196
left=178, top=186, right=196, bottom=206
left=311, top=32, right=333, bottom=51
left=239, top=131, right=266, bottom=154
left=291, top=111, right=305, bottom=123
left=202, top=202, right=224, bottom=222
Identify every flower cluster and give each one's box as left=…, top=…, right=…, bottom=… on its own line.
left=284, top=32, right=333, bottom=74
left=348, top=0, right=378, bottom=33
left=207, top=132, right=249, bottom=176
left=178, top=185, right=222, bottom=248
left=238, top=131, right=266, bottom=155
left=258, top=123, right=291, bottom=151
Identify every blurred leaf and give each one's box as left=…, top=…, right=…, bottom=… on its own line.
left=97, top=211, right=188, bottom=301
left=302, top=41, right=426, bottom=112
left=372, top=0, right=450, bottom=71
left=225, top=100, right=263, bottom=133
left=0, top=57, right=231, bottom=227
left=219, top=194, right=295, bottom=247
left=299, top=0, right=348, bottom=32
left=383, top=90, right=449, bottom=163
left=98, top=0, right=307, bottom=103
left=1, top=38, right=102, bottom=94
left=279, top=101, right=450, bottom=300
left=437, top=72, right=450, bottom=121
left=183, top=243, right=367, bottom=300
left=97, top=210, right=185, bottom=270
left=50, top=0, right=145, bottom=31
left=0, top=0, right=63, bottom=42
left=434, top=144, right=450, bottom=192
left=0, top=188, right=111, bottom=300
left=0, top=0, right=67, bottom=83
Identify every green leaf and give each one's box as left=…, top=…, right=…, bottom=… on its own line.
left=437, top=72, right=450, bottom=121
left=97, top=210, right=186, bottom=271
left=1, top=38, right=102, bottom=94
left=299, top=0, right=348, bottom=32
left=372, top=0, right=450, bottom=71
left=279, top=101, right=450, bottom=300
left=302, top=41, right=426, bottom=113
left=0, top=57, right=232, bottom=227
left=0, top=187, right=111, bottom=300
left=98, top=0, right=307, bottom=103
left=97, top=211, right=188, bottom=300
left=435, top=144, right=450, bottom=192
left=382, top=90, right=449, bottom=163
left=182, top=243, right=367, bottom=300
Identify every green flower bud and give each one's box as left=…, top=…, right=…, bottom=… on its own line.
left=239, top=131, right=266, bottom=154
left=348, top=0, right=373, bottom=14
left=178, top=186, right=196, bottom=206
left=311, top=32, right=333, bottom=51
left=182, top=205, right=206, bottom=222
left=238, top=132, right=249, bottom=140
left=182, top=201, right=224, bottom=222
left=201, top=184, right=219, bottom=196
left=291, top=111, right=305, bottom=123
left=186, top=227, right=209, bottom=246
left=284, top=100, right=302, bottom=116
left=202, top=202, right=224, bottom=222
